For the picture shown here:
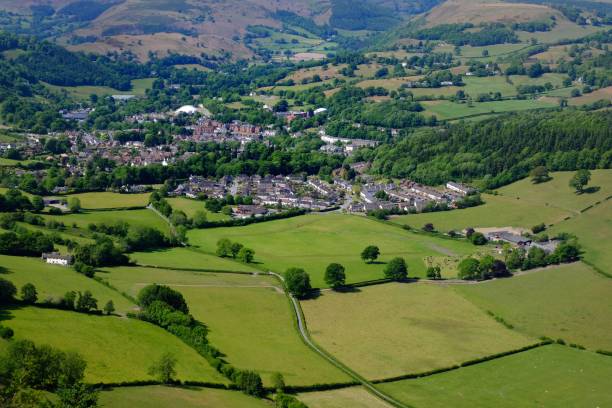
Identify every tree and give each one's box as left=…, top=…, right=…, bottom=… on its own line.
left=530, top=166, right=550, bottom=183
left=238, top=247, right=255, bottom=263
left=216, top=238, right=233, bottom=257
left=55, top=382, right=99, bottom=408
left=192, top=210, right=208, bottom=228
left=458, top=257, right=480, bottom=280
left=523, top=246, right=547, bottom=269
left=422, top=223, right=435, bottom=233
left=505, top=248, right=525, bottom=270
left=148, top=352, right=177, bottom=384
left=138, top=284, right=189, bottom=314
left=384, top=257, right=408, bottom=281
left=324, top=263, right=346, bottom=289
left=0, top=277, right=17, bottom=303
left=271, top=372, right=285, bottom=392
left=470, top=232, right=487, bottom=245
left=361, top=245, right=380, bottom=263
left=426, top=266, right=442, bottom=280
left=569, top=169, right=591, bottom=193
left=20, top=283, right=37, bottom=304
left=231, top=242, right=244, bottom=258
left=75, top=291, right=97, bottom=312
left=285, top=268, right=311, bottom=299
left=103, top=300, right=115, bottom=315
left=532, top=223, right=546, bottom=234
left=68, top=198, right=81, bottom=213
left=553, top=242, right=581, bottom=263
left=235, top=370, right=264, bottom=397
left=31, top=196, right=45, bottom=212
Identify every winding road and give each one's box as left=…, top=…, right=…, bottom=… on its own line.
left=268, top=271, right=409, bottom=408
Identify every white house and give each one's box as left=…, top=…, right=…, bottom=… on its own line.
left=42, top=252, right=73, bottom=266
left=446, top=182, right=476, bottom=196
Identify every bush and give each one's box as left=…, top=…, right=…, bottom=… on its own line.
left=470, top=232, right=487, bottom=245
left=0, top=325, right=14, bottom=339
left=138, top=284, right=189, bottom=314
left=0, top=277, right=17, bottom=303
left=531, top=223, right=546, bottom=234
left=285, top=268, right=311, bottom=299
left=384, top=257, right=408, bottom=281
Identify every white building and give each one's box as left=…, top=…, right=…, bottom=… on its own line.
left=446, top=182, right=476, bottom=196
left=42, top=252, right=73, bottom=266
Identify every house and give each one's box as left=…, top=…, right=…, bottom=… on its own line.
left=233, top=205, right=268, bottom=219
left=485, top=232, right=531, bottom=247
left=42, top=252, right=73, bottom=266
left=446, top=182, right=476, bottom=196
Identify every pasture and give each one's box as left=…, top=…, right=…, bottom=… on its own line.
left=51, top=192, right=150, bottom=209
left=422, top=98, right=557, bottom=120
left=391, top=193, right=569, bottom=232
left=166, top=197, right=230, bottom=221
left=41, top=209, right=171, bottom=235
left=1, top=307, right=226, bottom=384
left=462, top=76, right=517, bottom=97
left=299, top=387, right=393, bottom=408
left=0, top=254, right=135, bottom=314
left=129, top=247, right=260, bottom=272
left=496, top=169, right=612, bottom=214
left=44, top=78, right=154, bottom=100
left=99, top=386, right=270, bottom=408
left=187, top=214, right=480, bottom=287
left=550, top=200, right=612, bottom=278
left=178, top=285, right=350, bottom=386
left=517, top=20, right=606, bottom=43
left=456, top=262, right=612, bottom=350
left=301, top=283, right=535, bottom=380
left=378, top=345, right=612, bottom=408
left=98, top=264, right=270, bottom=298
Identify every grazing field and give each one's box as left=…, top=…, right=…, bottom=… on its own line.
left=391, top=193, right=570, bottom=232
left=98, top=264, right=270, bottom=298
left=129, top=248, right=260, bottom=272
left=178, top=285, right=350, bottom=386
left=549, top=200, right=612, bottom=278
left=462, top=76, right=517, bottom=97
left=301, top=283, right=535, bottom=380
left=422, top=98, right=556, bottom=120
left=378, top=345, right=612, bottom=408
left=568, top=86, right=612, bottom=106
left=99, top=386, right=270, bottom=408
left=496, top=170, right=612, bottom=214
left=517, top=20, right=606, bottom=43
left=0, top=254, right=135, bottom=314
left=456, top=43, right=530, bottom=58
left=1, top=307, right=226, bottom=384
left=187, top=214, right=479, bottom=287
left=509, top=73, right=567, bottom=89
left=50, top=192, right=150, bottom=209
left=44, top=78, right=154, bottom=100
left=166, top=197, right=230, bottom=221
left=299, top=387, right=393, bottom=408
left=456, top=263, right=612, bottom=350
left=41, top=209, right=171, bottom=235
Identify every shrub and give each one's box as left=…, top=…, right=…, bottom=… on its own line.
left=0, top=325, right=14, bottom=339
left=0, top=278, right=17, bottom=303
left=138, top=284, right=189, bottom=314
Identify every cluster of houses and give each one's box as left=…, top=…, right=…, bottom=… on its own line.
left=319, top=134, right=380, bottom=156
left=170, top=174, right=344, bottom=213
left=485, top=231, right=560, bottom=254
left=351, top=180, right=476, bottom=213
left=188, top=119, right=276, bottom=144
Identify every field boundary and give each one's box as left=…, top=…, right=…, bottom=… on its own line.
left=132, top=263, right=257, bottom=275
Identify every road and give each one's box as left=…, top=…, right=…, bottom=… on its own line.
left=268, top=271, right=409, bottom=408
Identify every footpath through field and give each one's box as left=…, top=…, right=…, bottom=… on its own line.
left=268, top=271, right=412, bottom=408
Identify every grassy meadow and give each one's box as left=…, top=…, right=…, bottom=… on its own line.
left=456, top=262, right=612, bottom=350
left=378, top=345, right=612, bottom=408
left=1, top=307, right=226, bottom=384
left=299, top=387, right=393, bottom=408
left=391, top=170, right=612, bottom=232
left=301, top=283, right=535, bottom=380
left=41, top=209, right=171, bottom=235
left=51, top=192, right=150, bottom=209
left=44, top=78, right=154, bottom=100
left=166, top=197, right=230, bottom=221
left=422, top=98, right=557, bottom=120
left=99, top=386, right=270, bottom=408
left=0, top=254, right=135, bottom=314
left=129, top=247, right=260, bottom=272
left=187, top=214, right=481, bottom=287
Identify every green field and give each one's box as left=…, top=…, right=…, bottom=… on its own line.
left=99, top=386, right=270, bottom=408
left=378, top=345, right=612, bottom=408
left=187, top=214, right=481, bottom=287
left=130, top=247, right=260, bottom=272
left=0, top=254, right=135, bottom=314
left=422, top=98, right=557, bottom=120
left=517, top=20, right=606, bottom=43
left=98, top=264, right=270, bottom=298
left=510, top=73, right=567, bottom=89
left=1, top=307, right=226, bottom=384
left=550, top=200, right=611, bottom=275
left=49, top=192, right=150, bottom=209
left=496, top=170, right=612, bottom=214
left=458, top=43, right=531, bottom=58
left=299, top=387, right=393, bottom=408
left=301, top=283, right=535, bottom=380
left=391, top=170, right=612, bottom=232
left=166, top=197, right=230, bottom=221
left=44, top=78, right=154, bottom=100
left=41, top=209, right=171, bottom=235
left=462, top=76, right=517, bottom=97
left=456, top=262, right=612, bottom=350
left=99, top=266, right=349, bottom=386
